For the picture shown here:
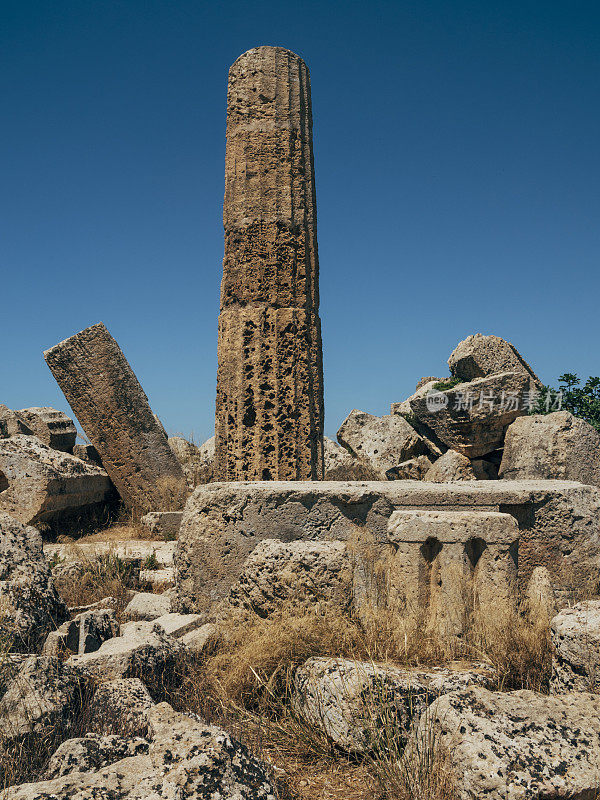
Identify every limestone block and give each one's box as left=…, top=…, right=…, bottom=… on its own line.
left=292, top=657, right=494, bottom=754
left=500, top=411, right=600, bottom=487
left=424, top=449, right=477, bottom=482
left=7, top=702, right=277, bottom=800
left=140, top=511, right=182, bottom=540
left=17, top=407, right=77, bottom=452
left=0, top=435, right=111, bottom=526
left=337, top=409, right=430, bottom=476
left=550, top=600, right=600, bottom=692
left=387, top=510, right=519, bottom=635
left=410, top=371, right=530, bottom=457
left=409, top=687, right=600, bottom=800
left=123, top=592, right=171, bottom=621
left=174, top=480, right=600, bottom=612
left=448, top=333, right=540, bottom=386
left=0, top=511, right=68, bottom=651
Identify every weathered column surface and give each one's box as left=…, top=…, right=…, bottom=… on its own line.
left=44, top=323, right=187, bottom=512
left=215, top=46, right=325, bottom=481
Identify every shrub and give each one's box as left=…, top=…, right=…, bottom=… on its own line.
left=530, top=373, right=600, bottom=431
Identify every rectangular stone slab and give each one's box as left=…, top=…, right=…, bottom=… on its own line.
left=44, top=323, right=187, bottom=512
left=174, top=479, right=600, bottom=610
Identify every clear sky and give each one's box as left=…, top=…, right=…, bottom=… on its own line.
left=2, top=0, right=599, bottom=443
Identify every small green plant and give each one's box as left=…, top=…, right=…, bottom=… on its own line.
left=432, top=377, right=462, bottom=392
left=530, top=373, right=600, bottom=431
left=142, top=551, right=160, bottom=571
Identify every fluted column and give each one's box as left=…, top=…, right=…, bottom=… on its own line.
left=215, top=46, right=324, bottom=480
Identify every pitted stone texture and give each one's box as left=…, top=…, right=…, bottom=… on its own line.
left=17, top=407, right=77, bottom=452
left=0, top=656, right=81, bottom=742
left=88, top=678, right=155, bottom=737
left=217, top=305, right=324, bottom=480
left=8, top=702, right=277, bottom=800
left=410, top=371, right=530, bottom=457
left=500, top=411, right=600, bottom=487
left=550, top=600, right=600, bottom=692
left=44, top=323, right=187, bottom=512
left=424, top=449, right=477, bottom=482
left=216, top=46, right=324, bottom=481
left=337, top=410, right=430, bottom=477
left=292, top=657, right=494, bottom=754
left=175, top=480, right=600, bottom=611
left=46, top=734, right=150, bottom=778
left=391, top=380, right=440, bottom=418
left=448, top=333, right=540, bottom=386
left=410, top=687, right=600, bottom=800
left=227, top=539, right=351, bottom=618
left=0, top=512, right=68, bottom=651
left=0, top=435, right=111, bottom=525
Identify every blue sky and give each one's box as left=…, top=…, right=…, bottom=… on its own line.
left=2, top=0, right=599, bottom=442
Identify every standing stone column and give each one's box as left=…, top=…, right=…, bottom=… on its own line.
left=216, top=46, right=325, bottom=481
left=44, top=323, right=187, bottom=512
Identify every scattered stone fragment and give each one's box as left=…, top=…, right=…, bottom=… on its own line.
left=140, top=511, right=182, bottom=540
left=410, top=371, right=530, bottom=457
left=44, top=322, right=187, bottom=512
left=424, top=449, right=477, bottom=482
left=550, top=599, right=600, bottom=692
left=72, top=443, right=102, bottom=466
left=67, top=621, right=183, bottom=698
left=337, top=409, right=430, bottom=477
left=43, top=608, right=119, bottom=657
left=416, top=376, right=441, bottom=390
left=448, top=333, right=540, bottom=386
left=385, top=455, right=433, bottom=480
left=0, top=511, right=68, bottom=651
left=180, top=623, right=218, bottom=655
left=227, top=539, right=351, bottom=618
left=470, top=457, right=499, bottom=479
left=292, top=657, right=494, bottom=754
left=409, top=686, right=600, bottom=800
left=0, top=435, right=111, bottom=526
left=124, top=591, right=171, bottom=621
left=17, top=407, right=77, bottom=453
left=88, top=678, right=155, bottom=737
left=7, top=702, right=277, bottom=800
left=500, top=411, right=600, bottom=487
left=45, top=734, right=150, bottom=779
left=0, top=656, right=81, bottom=743
left=323, top=436, right=379, bottom=480
left=44, top=539, right=176, bottom=568
left=168, top=436, right=214, bottom=487
left=0, top=405, right=32, bottom=438
left=140, top=567, right=174, bottom=587
left=151, top=612, right=204, bottom=639
left=390, top=379, right=440, bottom=417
